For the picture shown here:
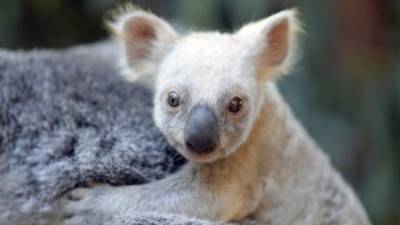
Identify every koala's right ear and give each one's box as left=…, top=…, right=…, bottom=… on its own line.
left=108, top=8, right=177, bottom=83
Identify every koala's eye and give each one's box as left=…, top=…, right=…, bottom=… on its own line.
left=167, top=91, right=180, bottom=107
left=228, top=97, right=243, bottom=114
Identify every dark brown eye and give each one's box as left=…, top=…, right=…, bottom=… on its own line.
left=167, top=91, right=180, bottom=107
left=228, top=97, right=243, bottom=114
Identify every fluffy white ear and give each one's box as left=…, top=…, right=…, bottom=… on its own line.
left=108, top=8, right=177, bottom=84
left=236, top=9, right=302, bottom=80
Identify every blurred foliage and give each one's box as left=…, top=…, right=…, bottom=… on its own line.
left=0, top=0, right=399, bottom=224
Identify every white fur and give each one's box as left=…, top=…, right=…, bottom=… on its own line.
left=62, top=8, right=371, bottom=225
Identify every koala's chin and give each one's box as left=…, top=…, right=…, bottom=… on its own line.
left=178, top=140, right=244, bottom=163
left=177, top=146, right=225, bottom=163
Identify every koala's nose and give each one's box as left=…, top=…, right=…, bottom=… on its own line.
left=184, top=105, right=219, bottom=154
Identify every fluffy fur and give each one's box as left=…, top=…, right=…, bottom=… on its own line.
left=62, top=8, right=371, bottom=225
left=0, top=42, right=191, bottom=225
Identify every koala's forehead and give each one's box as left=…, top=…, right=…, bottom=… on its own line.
left=157, top=32, right=258, bottom=104
left=160, top=32, right=243, bottom=78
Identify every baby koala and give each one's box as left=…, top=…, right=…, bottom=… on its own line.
left=62, top=7, right=372, bottom=225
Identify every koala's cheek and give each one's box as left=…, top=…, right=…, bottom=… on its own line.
left=221, top=124, right=248, bottom=154
left=165, top=128, right=185, bottom=146
left=152, top=106, right=163, bottom=127
left=153, top=108, right=173, bottom=130
left=219, top=134, right=229, bottom=149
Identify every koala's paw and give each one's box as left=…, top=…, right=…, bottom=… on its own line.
left=61, top=185, right=115, bottom=225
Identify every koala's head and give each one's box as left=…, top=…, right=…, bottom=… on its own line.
left=110, top=8, right=301, bottom=163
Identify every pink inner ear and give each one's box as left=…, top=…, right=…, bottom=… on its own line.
left=123, top=17, right=157, bottom=62
left=265, top=18, right=289, bottom=66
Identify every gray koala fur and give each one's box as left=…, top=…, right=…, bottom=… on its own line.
left=0, top=42, right=249, bottom=225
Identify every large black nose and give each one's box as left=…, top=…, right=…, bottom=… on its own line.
left=184, top=105, right=219, bottom=154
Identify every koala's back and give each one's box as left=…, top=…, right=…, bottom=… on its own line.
left=0, top=42, right=184, bottom=225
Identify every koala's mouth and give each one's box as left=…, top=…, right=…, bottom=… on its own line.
left=185, top=140, right=217, bottom=155
left=168, top=137, right=223, bottom=163
left=179, top=145, right=223, bottom=163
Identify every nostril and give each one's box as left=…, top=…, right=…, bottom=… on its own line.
left=185, top=140, right=195, bottom=151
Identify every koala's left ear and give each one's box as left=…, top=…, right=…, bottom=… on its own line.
left=108, top=8, right=177, bottom=83
left=236, top=9, right=302, bottom=80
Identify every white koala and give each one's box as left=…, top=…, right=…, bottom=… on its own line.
left=62, top=6, right=371, bottom=225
